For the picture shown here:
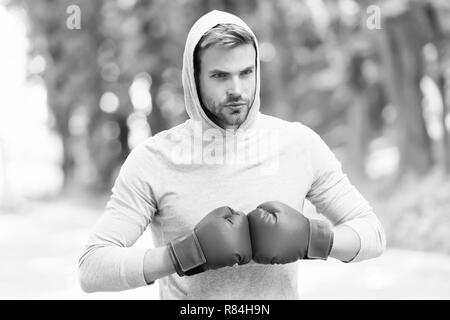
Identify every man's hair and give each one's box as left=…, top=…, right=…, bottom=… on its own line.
left=194, top=23, right=255, bottom=84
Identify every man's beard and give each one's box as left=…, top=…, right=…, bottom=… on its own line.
left=201, top=97, right=251, bottom=129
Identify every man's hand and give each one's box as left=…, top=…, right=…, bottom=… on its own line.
left=168, top=207, right=252, bottom=276
left=248, top=201, right=334, bottom=264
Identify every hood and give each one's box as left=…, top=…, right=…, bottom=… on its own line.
left=182, top=10, right=261, bottom=132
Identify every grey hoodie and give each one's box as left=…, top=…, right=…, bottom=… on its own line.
left=78, top=10, right=386, bottom=300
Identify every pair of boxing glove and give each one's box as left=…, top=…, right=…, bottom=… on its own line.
left=168, top=201, right=334, bottom=277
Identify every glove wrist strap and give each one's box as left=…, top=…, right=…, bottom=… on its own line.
left=306, top=219, right=334, bottom=260
left=168, top=231, right=207, bottom=276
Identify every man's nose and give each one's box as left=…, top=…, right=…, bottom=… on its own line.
left=227, top=76, right=243, bottom=97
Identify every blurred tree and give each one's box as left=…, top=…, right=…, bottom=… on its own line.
left=7, top=0, right=106, bottom=189
left=377, top=0, right=450, bottom=177
left=422, top=0, right=450, bottom=175
left=7, top=0, right=450, bottom=195
left=7, top=0, right=182, bottom=191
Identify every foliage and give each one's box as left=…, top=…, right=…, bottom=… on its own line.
left=6, top=0, right=450, bottom=191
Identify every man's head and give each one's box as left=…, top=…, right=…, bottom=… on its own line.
left=194, top=23, right=256, bottom=131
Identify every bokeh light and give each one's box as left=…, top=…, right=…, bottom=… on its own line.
left=129, top=72, right=152, bottom=115
left=127, top=111, right=151, bottom=149
left=99, top=91, right=120, bottom=113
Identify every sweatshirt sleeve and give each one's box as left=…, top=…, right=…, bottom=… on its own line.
left=305, top=127, right=386, bottom=262
left=78, top=144, right=159, bottom=292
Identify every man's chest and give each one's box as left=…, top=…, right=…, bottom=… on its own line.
left=154, top=153, right=312, bottom=231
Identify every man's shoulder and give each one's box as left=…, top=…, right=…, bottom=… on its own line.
left=127, top=120, right=190, bottom=159
left=136, top=120, right=190, bottom=146
left=258, top=113, right=316, bottom=137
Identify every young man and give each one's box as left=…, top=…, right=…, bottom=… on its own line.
left=78, top=10, right=386, bottom=299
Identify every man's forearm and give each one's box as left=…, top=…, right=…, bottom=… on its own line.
left=143, top=246, right=176, bottom=284
left=328, top=224, right=361, bottom=262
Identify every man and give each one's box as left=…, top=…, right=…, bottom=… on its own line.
left=78, top=10, right=386, bottom=299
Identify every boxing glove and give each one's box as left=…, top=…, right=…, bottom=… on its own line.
left=248, top=201, right=333, bottom=264
left=168, top=207, right=252, bottom=276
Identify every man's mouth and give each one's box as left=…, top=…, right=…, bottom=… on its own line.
left=224, top=102, right=247, bottom=108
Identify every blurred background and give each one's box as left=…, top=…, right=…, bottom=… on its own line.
left=1, top=0, right=450, bottom=299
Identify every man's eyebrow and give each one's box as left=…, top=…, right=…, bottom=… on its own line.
left=208, top=69, right=230, bottom=75
left=208, top=65, right=255, bottom=74
left=241, top=65, right=255, bottom=71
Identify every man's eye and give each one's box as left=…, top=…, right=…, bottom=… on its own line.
left=212, top=73, right=227, bottom=79
left=241, top=69, right=253, bottom=76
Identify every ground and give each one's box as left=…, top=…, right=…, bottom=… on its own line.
left=1, top=194, right=450, bottom=300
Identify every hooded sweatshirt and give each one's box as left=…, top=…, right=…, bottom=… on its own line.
left=78, top=10, right=386, bottom=300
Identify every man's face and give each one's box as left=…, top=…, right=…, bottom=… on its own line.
left=198, top=43, right=256, bottom=130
